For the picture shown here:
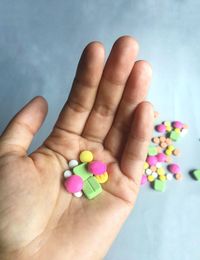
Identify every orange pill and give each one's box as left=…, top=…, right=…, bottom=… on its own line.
left=166, top=138, right=172, bottom=145
left=175, top=173, right=183, bottom=180
left=150, top=165, right=157, bottom=172
left=160, top=142, right=167, bottom=148
left=173, top=149, right=180, bottom=156
left=160, top=136, right=166, bottom=142
left=152, top=137, right=160, bottom=144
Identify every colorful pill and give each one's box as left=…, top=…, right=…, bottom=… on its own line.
left=64, top=175, right=84, bottom=193
left=146, top=156, right=158, bottom=166
left=95, top=172, right=108, bottom=183
left=68, top=159, right=79, bottom=169
left=80, top=150, right=93, bottom=163
left=156, top=153, right=167, bottom=162
left=172, top=121, right=183, bottom=129
left=141, top=175, right=148, bottom=185
left=168, top=164, right=180, bottom=174
left=88, top=160, right=107, bottom=175
left=156, top=124, right=166, bottom=133
left=63, top=170, right=72, bottom=178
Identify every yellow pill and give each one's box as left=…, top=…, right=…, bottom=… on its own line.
left=159, top=175, right=166, bottom=181
left=144, top=162, right=149, bottom=170
left=167, top=145, right=175, bottom=151
left=165, top=149, right=172, bottom=156
left=95, top=172, right=108, bottom=184
left=166, top=126, right=172, bottom=132
left=157, top=168, right=165, bottom=175
left=175, top=128, right=181, bottom=133
left=148, top=175, right=155, bottom=182
left=80, top=150, right=93, bottom=163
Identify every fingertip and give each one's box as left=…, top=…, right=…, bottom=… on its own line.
left=113, top=35, right=139, bottom=54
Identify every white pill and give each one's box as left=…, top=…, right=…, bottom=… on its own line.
left=152, top=172, right=158, bottom=178
left=63, top=170, right=72, bottom=178
left=68, top=159, right=79, bottom=169
left=166, top=173, right=173, bottom=181
left=145, top=169, right=152, bottom=175
left=156, top=162, right=162, bottom=168
left=73, top=191, right=83, bottom=198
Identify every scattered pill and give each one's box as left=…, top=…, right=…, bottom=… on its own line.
left=168, top=164, right=180, bottom=174
left=170, top=131, right=180, bottom=141
left=95, top=172, right=109, bottom=184
left=175, top=173, right=182, bottom=180
left=73, top=163, right=92, bottom=181
left=172, top=121, right=183, bottom=129
left=88, top=160, right=107, bottom=175
left=160, top=136, right=166, bottom=142
left=144, top=162, right=149, bottom=170
left=154, top=179, right=166, bottom=192
left=83, top=176, right=102, bottom=199
left=68, top=159, right=79, bottom=169
left=148, top=145, right=158, bottom=156
left=166, top=173, right=173, bottom=181
left=153, top=137, right=160, bottom=144
left=160, top=142, right=167, bottom=148
left=146, top=156, right=158, bottom=166
left=156, top=124, right=166, bottom=133
left=148, top=175, right=155, bottom=182
left=173, top=149, right=180, bottom=156
left=159, top=175, right=167, bottom=181
left=64, top=175, right=84, bottom=193
left=63, top=170, right=72, bottom=178
left=80, top=150, right=93, bottom=163
left=152, top=172, right=158, bottom=178
left=156, top=153, right=167, bottom=162
left=145, top=169, right=152, bottom=175
left=150, top=165, right=157, bottom=172
left=157, top=167, right=165, bottom=176
left=73, top=191, right=83, bottom=198
left=165, top=149, right=172, bottom=156
left=192, top=170, right=200, bottom=181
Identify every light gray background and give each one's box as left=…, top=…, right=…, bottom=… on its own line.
left=0, top=1, right=200, bottom=260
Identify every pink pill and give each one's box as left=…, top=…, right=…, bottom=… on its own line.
left=141, top=175, right=148, bottom=185
left=88, top=160, right=107, bottom=175
left=146, top=156, right=158, bottom=166
left=64, top=175, right=83, bottom=193
left=156, top=153, right=167, bottom=162
left=156, top=124, right=166, bottom=133
left=168, top=164, right=180, bottom=174
left=172, top=121, right=183, bottom=129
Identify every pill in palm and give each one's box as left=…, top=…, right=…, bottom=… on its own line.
left=64, top=175, right=83, bottom=193
left=68, top=159, right=79, bottom=169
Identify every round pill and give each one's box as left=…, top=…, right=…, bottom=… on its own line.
left=150, top=165, right=157, bottom=172
left=173, top=149, right=180, bottom=156
left=80, top=150, right=93, bottom=163
left=166, top=125, right=172, bottom=132
left=144, top=162, right=149, bottom=170
left=88, top=160, right=107, bottom=175
left=157, top=167, right=165, bottom=176
left=152, top=172, right=158, bottom=178
left=152, top=137, right=160, bottom=144
left=146, top=156, right=158, bottom=166
left=95, top=172, right=108, bottom=183
left=68, top=159, right=79, bottom=169
left=166, top=138, right=172, bottom=145
left=141, top=175, right=148, bottom=185
left=160, top=136, right=166, bottom=142
left=166, top=173, right=173, bottom=181
left=160, top=142, right=167, bottom=148
left=164, top=121, right=171, bottom=127
left=145, top=169, right=152, bottom=175
left=156, top=124, right=166, bottom=133
left=63, top=170, right=72, bottom=178
left=168, top=164, right=180, bottom=174
left=167, top=145, right=175, bottom=151
left=165, top=149, right=172, bottom=156
left=64, top=175, right=83, bottom=193
left=175, top=173, right=182, bottom=180
left=148, top=175, right=155, bottom=182
left=156, top=153, right=167, bottom=162
left=159, top=175, right=166, bottom=181
left=172, top=121, right=183, bottom=129
left=157, top=146, right=162, bottom=153
left=73, top=191, right=83, bottom=198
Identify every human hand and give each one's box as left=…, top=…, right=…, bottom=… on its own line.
left=0, top=36, right=154, bottom=260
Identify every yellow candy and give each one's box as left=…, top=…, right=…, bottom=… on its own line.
left=175, top=128, right=181, bottom=133
left=144, top=162, right=149, bottom=170
left=95, top=172, right=108, bottom=184
left=165, top=149, right=172, bottom=156
left=167, top=145, right=175, bottom=151
left=80, top=150, right=93, bottom=163
left=166, top=125, right=172, bottom=132
left=159, top=175, right=166, bottom=181
left=148, top=175, right=155, bottom=182
left=157, top=167, right=165, bottom=175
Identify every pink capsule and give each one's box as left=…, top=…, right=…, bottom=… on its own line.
left=141, top=175, right=148, bottom=185
left=88, top=160, right=107, bottom=175
left=146, top=156, right=158, bottom=166
left=172, top=121, right=183, bottom=129
left=156, top=124, right=166, bottom=133
left=168, top=164, right=180, bottom=174
left=156, top=153, right=167, bottom=162
left=64, top=175, right=83, bottom=193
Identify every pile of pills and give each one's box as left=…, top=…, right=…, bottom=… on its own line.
left=141, top=116, right=189, bottom=192
left=63, top=151, right=108, bottom=199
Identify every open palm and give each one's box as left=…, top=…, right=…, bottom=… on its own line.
left=0, top=36, right=154, bottom=260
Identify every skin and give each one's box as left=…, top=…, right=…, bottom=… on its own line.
left=0, top=36, right=154, bottom=260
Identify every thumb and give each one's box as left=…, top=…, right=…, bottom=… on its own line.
left=0, top=96, right=48, bottom=156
